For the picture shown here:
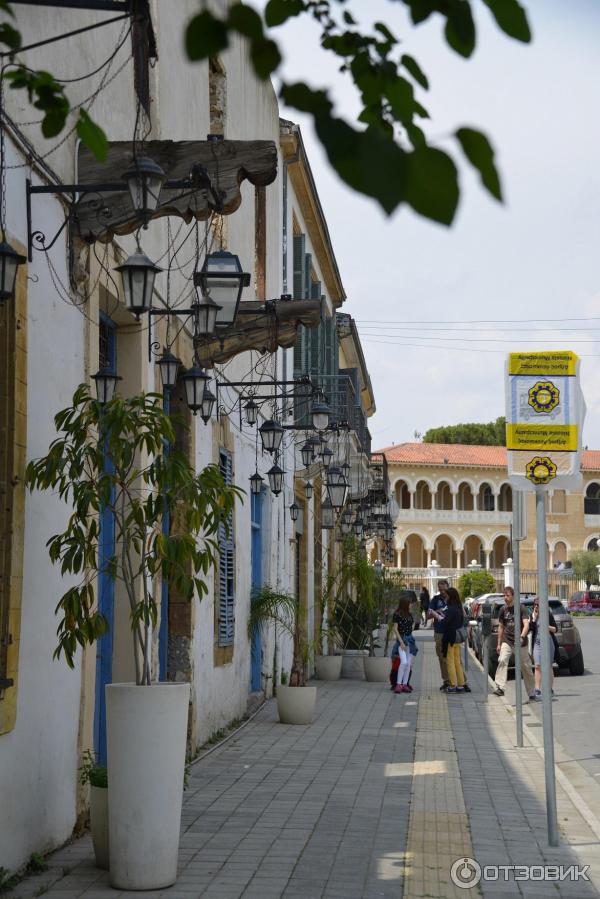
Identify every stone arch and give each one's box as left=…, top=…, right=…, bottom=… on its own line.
left=434, top=480, right=453, bottom=511
left=456, top=481, right=475, bottom=511
left=585, top=483, right=600, bottom=515
left=414, top=479, right=433, bottom=510
left=552, top=540, right=569, bottom=563
left=497, top=483, right=513, bottom=512
left=401, top=533, right=427, bottom=567
left=587, top=537, right=600, bottom=552
left=491, top=535, right=511, bottom=567
left=432, top=533, right=457, bottom=568
left=477, top=482, right=495, bottom=512
left=394, top=478, right=411, bottom=510
left=463, top=534, right=485, bottom=567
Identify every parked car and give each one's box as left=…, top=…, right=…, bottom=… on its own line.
left=471, top=596, right=584, bottom=677
left=466, top=593, right=504, bottom=651
left=568, top=590, right=600, bottom=612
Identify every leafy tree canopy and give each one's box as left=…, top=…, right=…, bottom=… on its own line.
left=570, top=550, right=600, bottom=589
left=423, top=416, right=506, bottom=445
left=0, top=0, right=532, bottom=224
left=458, top=569, right=496, bottom=600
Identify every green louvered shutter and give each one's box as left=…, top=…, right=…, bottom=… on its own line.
left=218, top=448, right=235, bottom=646
left=293, top=234, right=307, bottom=374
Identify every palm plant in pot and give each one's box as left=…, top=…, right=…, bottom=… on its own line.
left=330, top=537, right=379, bottom=679
left=248, top=584, right=317, bottom=724
left=26, top=385, right=240, bottom=891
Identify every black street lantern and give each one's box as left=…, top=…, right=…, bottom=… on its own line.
left=353, top=518, right=364, bottom=538
left=304, top=480, right=313, bottom=500
left=122, top=156, right=166, bottom=224
left=250, top=470, right=264, bottom=496
left=321, top=498, right=335, bottom=530
left=311, top=399, right=330, bottom=432
left=341, top=518, right=351, bottom=536
left=115, top=250, right=162, bottom=319
left=181, top=364, right=210, bottom=415
left=321, top=446, right=333, bottom=469
left=200, top=386, right=217, bottom=424
left=326, top=467, right=349, bottom=510
left=193, top=295, right=222, bottom=338
left=300, top=441, right=313, bottom=468
left=244, top=398, right=258, bottom=426
left=341, top=506, right=353, bottom=526
left=289, top=502, right=299, bottom=522
left=92, top=367, right=121, bottom=404
left=259, top=419, right=284, bottom=454
left=158, top=351, right=181, bottom=390
left=194, top=250, right=251, bottom=328
left=384, top=526, right=394, bottom=542
left=267, top=463, right=284, bottom=496
left=0, top=240, right=26, bottom=301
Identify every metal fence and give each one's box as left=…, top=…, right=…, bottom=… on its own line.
left=395, top=568, right=586, bottom=600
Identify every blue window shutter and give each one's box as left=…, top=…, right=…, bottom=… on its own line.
left=218, top=449, right=235, bottom=646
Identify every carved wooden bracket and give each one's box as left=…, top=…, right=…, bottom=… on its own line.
left=75, top=139, right=278, bottom=243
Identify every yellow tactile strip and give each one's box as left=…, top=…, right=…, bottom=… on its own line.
left=402, top=646, right=481, bottom=898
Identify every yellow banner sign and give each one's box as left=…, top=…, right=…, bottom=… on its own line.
left=508, top=351, right=578, bottom=377
left=506, top=423, right=578, bottom=452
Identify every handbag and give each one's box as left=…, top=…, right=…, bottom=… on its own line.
left=454, top=626, right=467, bottom=644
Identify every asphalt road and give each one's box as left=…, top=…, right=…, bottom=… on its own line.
left=509, top=618, right=600, bottom=781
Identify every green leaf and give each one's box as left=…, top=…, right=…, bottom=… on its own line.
left=444, top=0, right=476, bottom=58
left=185, top=10, right=228, bottom=61
left=265, top=0, right=306, bottom=27
left=76, top=110, right=108, bottom=162
left=481, top=0, right=531, bottom=43
left=228, top=3, right=263, bottom=39
left=250, top=36, right=282, bottom=79
left=401, top=53, right=429, bottom=90
left=0, top=21, right=21, bottom=50
left=455, top=126, right=502, bottom=201
left=400, top=0, right=437, bottom=26
left=42, top=105, right=68, bottom=138
left=405, top=146, right=459, bottom=225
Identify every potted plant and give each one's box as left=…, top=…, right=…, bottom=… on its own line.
left=248, top=584, right=317, bottom=724
left=329, top=537, right=377, bottom=679
left=26, top=386, right=240, bottom=891
left=79, top=750, right=108, bottom=870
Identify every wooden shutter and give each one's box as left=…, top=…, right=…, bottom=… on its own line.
left=218, top=449, right=235, bottom=646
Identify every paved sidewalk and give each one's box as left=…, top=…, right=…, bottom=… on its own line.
left=11, top=635, right=600, bottom=899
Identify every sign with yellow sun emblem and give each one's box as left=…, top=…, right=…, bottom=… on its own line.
left=528, top=381, right=560, bottom=414
left=525, top=456, right=558, bottom=485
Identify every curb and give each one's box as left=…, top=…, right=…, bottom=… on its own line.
left=467, top=645, right=600, bottom=841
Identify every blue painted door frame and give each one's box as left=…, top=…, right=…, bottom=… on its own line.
left=250, top=490, right=263, bottom=691
left=93, top=314, right=116, bottom=765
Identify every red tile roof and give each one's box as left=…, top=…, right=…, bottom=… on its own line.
left=377, top=443, right=600, bottom=471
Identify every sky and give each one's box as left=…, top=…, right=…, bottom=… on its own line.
left=258, top=0, right=600, bottom=449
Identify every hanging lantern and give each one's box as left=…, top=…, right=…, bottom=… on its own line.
left=193, top=250, right=251, bottom=328
left=115, top=250, right=162, bottom=319
left=0, top=240, right=26, bottom=301
left=341, top=506, right=353, bottom=526
left=384, top=525, right=394, bottom=542
left=250, top=470, right=264, bottom=496
left=353, top=518, right=364, bottom=537
left=200, top=386, right=216, bottom=424
left=321, top=446, right=333, bottom=469
left=321, top=498, right=335, bottom=530
left=157, top=351, right=180, bottom=390
left=92, top=367, right=121, bottom=404
left=300, top=441, right=313, bottom=468
left=259, top=419, right=284, bottom=454
left=122, top=157, right=166, bottom=224
left=244, top=398, right=259, bottom=426
left=267, top=463, right=284, bottom=496
left=311, top=399, right=330, bottom=431
left=193, top=295, right=222, bottom=338
left=181, top=364, right=210, bottom=415
left=326, top=467, right=349, bottom=509
left=341, top=518, right=351, bottom=536
left=289, top=502, right=299, bottom=522
left=304, top=481, right=313, bottom=500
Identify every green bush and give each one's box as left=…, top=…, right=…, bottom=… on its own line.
left=458, top=570, right=496, bottom=600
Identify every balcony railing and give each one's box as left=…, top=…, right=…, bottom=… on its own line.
left=393, top=508, right=513, bottom=524
left=294, top=372, right=371, bottom=456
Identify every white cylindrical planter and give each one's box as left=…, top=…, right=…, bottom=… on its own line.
left=315, top=655, right=342, bottom=681
left=106, top=683, right=190, bottom=891
left=364, top=656, right=391, bottom=683
left=276, top=685, right=316, bottom=724
left=341, top=649, right=367, bottom=679
left=90, top=786, right=109, bottom=870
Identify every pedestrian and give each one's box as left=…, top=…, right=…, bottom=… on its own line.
left=492, top=586, right=536, bottom=699
left=430, top=586, right=466, bottom=693
left=529, top=596, right=558, bottom=701
left=419, top=585, right=430, bottom=626
left=392, top=597, right=415, bottom=693
left=428, top=579, right=450, bottom=690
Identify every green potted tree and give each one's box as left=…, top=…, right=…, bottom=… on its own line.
left=79, top=750, right=108, bottom=870
left=26, top=386, right=240, bottom=891
left=248, top=584, right=317, bottom=724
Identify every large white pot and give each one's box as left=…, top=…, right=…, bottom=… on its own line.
left=276, top=685, right=317, bottom=724
left=106, top=682, right=190, bottom=891
left=364, top=655, right=391, bottom=683
left=315, top=655, right=342, bottom=681
left=90, top=785, right=109, bottom=870
left=341, top=649, right=367, bottom=680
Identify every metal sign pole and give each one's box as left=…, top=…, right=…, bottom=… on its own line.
left=513, top=537, right=524, bottom=747
left=536, top=488, right=559, bottom=847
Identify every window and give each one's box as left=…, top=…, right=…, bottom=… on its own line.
left=585, top=483, right=600, bottom=515
left=217, top=449, right=235, bottom=646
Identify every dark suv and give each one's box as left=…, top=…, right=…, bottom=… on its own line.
left=568, top=590, right=600, bottom=612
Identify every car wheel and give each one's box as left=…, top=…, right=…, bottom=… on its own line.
left=569, top=651, right=585, bottom=676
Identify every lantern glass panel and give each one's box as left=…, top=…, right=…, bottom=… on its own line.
left=259, top=419, right=284, bottom=454
left=267, top=464, right=284, bottom=495
left=197, top=251, right=247, bottom=327
left=301, top=442, right=313, bottom=468
left=304, top=481, right=313, bottom=500
left=158, top=352, right=180, bottom=389
left=201, top=388, right=216, bottom=423
left=311, top=401, right=330, bottom=432
left=321, top=500, right=334, bottom=529
left=244, top=399, right=258, bottom=426
left=250, top=472, right=264, bottom=496
left=194, top=296, right=221, bottom=337
left=92, top=369, right=120, bottom=404
left=123, top=157, right=165, bottom=217
left=290, top=503, right=299, bottom=522
left=182, top=366, right=209, bottom=414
